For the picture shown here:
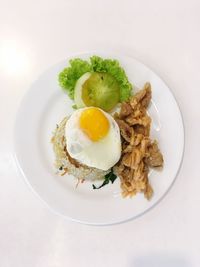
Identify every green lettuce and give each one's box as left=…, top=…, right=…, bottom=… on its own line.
left=59, top=58, right=92, bottom=99
left=58, top=55, right=132, bottom=101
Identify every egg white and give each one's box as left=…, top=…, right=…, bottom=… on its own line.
left=65, top=108, right=121, bottom=171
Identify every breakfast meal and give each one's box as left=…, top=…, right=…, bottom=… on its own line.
left=51, top=56, right=164, bottom=199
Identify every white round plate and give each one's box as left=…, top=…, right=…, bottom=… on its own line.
left=14, top=53, right=184, bottom=225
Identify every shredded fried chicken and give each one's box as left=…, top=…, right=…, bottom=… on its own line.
left=145, top=141, right=164, bottom=167
left=119, top=102, right=133, bottom=118
left=114, top=82, right=164, bottom=200
left=116, top=119, right=133, bottom=142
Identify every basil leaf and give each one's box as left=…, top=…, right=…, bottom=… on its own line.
left=92, top=169, right=117, bottom=190
left=109, top=172, right=117, bottom=184
left=92, top=178, right=109, bottom=190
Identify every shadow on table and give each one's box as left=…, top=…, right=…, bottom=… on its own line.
left=131, top=252, right=191, bottom=267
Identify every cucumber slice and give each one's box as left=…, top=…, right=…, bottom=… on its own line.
left=82, top=72, right=120, bottom=111
left=74, top=72, right=92, bottom=108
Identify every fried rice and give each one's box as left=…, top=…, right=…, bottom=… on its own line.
left=51, top=117, right=110, bottom=181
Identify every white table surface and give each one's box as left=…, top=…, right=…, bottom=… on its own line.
left=0, top=0, right=200, bottom=266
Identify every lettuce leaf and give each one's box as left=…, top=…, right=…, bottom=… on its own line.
left=59, top=58, right=92, bottom=99
left=58, top=56, right=132, bottom=101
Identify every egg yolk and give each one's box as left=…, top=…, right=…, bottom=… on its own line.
left=79, top=108, right=110, bottom=141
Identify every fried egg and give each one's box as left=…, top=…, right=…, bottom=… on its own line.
left=65, top=107, right=121, bottom=171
